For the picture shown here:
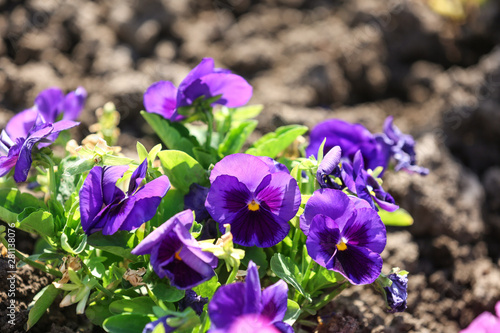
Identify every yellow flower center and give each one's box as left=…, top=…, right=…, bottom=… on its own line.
left=248, top=200, right=260, bottom=211
left=336, top=238, right=348, bottom=251
left=174, top=249, right=182, bottom=261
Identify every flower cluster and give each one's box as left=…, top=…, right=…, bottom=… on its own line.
left=0, top=58, right=425, bottom=333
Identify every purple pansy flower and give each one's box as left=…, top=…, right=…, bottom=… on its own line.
left=131, top=210, right=218, bottom=290
left=79, top=159, right=170, bottom=235
left=306, top=119, right=390, bottom=171
left=316, top=146, right=342, bottom=189
left=0, top=120, right=79, bottom=183
left=384, top=272, right=408, bottom=313
left=300, top=189, right=386, bottom=285
left=461, top=301, right=500, bottom=333
left=143, top=316, right=175, bottom=333
left=208, top=261, right=293, bottom=333
left=205, top=154, right=301, bottom=247
left=178, top=289, right=209, bottom=315
left=144, top=58, right=252, bottom=121
left=376, top=116, right=428, bottom=175
left=341, top=151, right=399, bottom=212
left=6, top=87, right=86, bottom=142
left=184, top=183, right=211, bottom=222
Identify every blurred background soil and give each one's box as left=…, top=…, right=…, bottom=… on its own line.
left=1, top=0, right=500, bottom=332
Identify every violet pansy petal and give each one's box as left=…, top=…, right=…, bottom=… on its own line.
left=144, top=81, right=183, bottom=121
left=194, top=72, right=253, bottom=108
left=35, top=87, right=64, bottom=122
left=205, top=174, right=251, bottom=222
left=342, top=207, right=386, bottom=253
left=101, top=165, right=128, bottom=204
left=61, top=86, right=87, bottom=120
left=0, top=154, right=18, bottom=177
left=142, top=316, right=175, bottom=333
left=51, top=119, right=79, bottom=133
left=209, top=283, right=247, bottom=329
left=227, top=315, right=281, bottom=333
left=260, top=280, right=288, bottom=323
left=334, top=245, right=383, bottom=285
left=13, top=124, right=53, bottom=183
left=174, top=247, right=216, bottom=287
left=5, top=108, right=37, bottom=140
left=80, top=166, right=105, bottom=233
left=101, top=198, right=136, bottom=235
left=373, top=196, right=399, bottom=212
left=244, top=261, right=262, bottom=314
left=131, top=210, right=193, bottom=255
left=300, top=189, right=351, bottom=236
left=254, top=172, right=300, bottom=222
left=306, top=214, right=341, bottom=270
left=178, top=58, right=215, bottom=93
left=274, top=322, right=294, bottom=333
left=162, top=257, right=209, bottom=290
left=209, top=154, right=270, bottom=191
left=120, top=175, right=171, bottom=231
left=318, top=146, right=342, bottom=177
left=128, top=159, right=148, bottom=195
left=256, top=156, right=289, bottom=174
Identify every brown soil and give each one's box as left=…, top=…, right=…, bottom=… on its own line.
left=1, top=0, right=500, bottom=332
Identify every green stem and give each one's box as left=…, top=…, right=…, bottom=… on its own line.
left=41, top=153, right=57, bottom=200
left=0, top=235, right=63, bottom=277
left=225, top=263, right=239, bottom=285
left=310, top=281, right=348, bottom=310
left=203, top=107, right=214, bottom=151
left=291, top=227, right=303, bottom=262
left=146, top=284, right=160, bottom=306
left=80, top=262, right=114, bottom=297
left=301, top=259, right=315, bottom=290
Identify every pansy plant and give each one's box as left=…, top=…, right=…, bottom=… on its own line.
left=0, top=59, right=428, bottom=333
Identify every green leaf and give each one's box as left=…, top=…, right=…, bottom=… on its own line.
left=61, top=232, right=87, bottom=255
left=231, top=104, right=263, bottom=122
left=270, top=253, right=311, bottom=302
left=86, top=300, right=114, bottom=326
left=87, top=231, right=136, bottom=260
left=283, top=299, right=301, bottom=325
left=306, top=266, right=342, bottom=293
left=242, top=247, right=268, bottom=278
left=218, top=120, right=257, bottom=156
left=192, top=275, right=220, bottom=298
left=109, top=297, right=157, bottom=315
left=137, top=142, right=149, bottom=162
left=378, top=208, right=414, bottom=226
left=152, top=281, right=185, bottom=302
left=192, top=147, right=218, bottom=169
left=103, top=314, right=153, bottom=333
left=141, top=111, right=199, bottom=157
left=26, top=284, right=60, bottom=330
left=157, top=150, right=208, bottom=194
left=0, top=188, right=43, bottom=224
left=16, top=208, right=55, bottom=237
left=150, top=188, right=185, bottom=228
left=246, top=125, right=308, bottom=158
left=61, top=157, right=94, bottom=177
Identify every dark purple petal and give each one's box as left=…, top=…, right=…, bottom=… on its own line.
left=80, top=166, right=105, bottom=233
left=244, top=261, right=262, bottom=314
left=124, top=175, right=171, bottom=228
left=178, top=58, right=215, bottom=93
left=256, top=156, right=289, bottom=174
left=209, top=283, right=247, bottom=329
left=340, top=207, right=386, bottom=254
left=254, top=173, right=301, bottom=222
left=143, top=81, right=184, bottom=121
left=184, top=73, right=252, bottom=108
left=306, top=214, right=341, bottom=270
left=318, top=146, right=342, bottom=177
left=101, top=165, right=128, bottom=204
left=128, top=159, right=148, bottom=195
left=178, top=289, right=209, bottom=315
left=0, top=154, right=18, bottom=177
left=205, top=174, right=251, bottom=221
left=209, top=154, right=270, bottom=192
left=334, top=244, right=383, bottom=285
left=35, top=87, right=64, bottom=123
left=300, top=189, right=352, bottom=236
left=101, top=198, right=136, bottom=235
left=132, top=210, right=194, bottom=255
left=260, top=280, right=288, bottom=323
left=184, top=183, right=210, bottom=221
left=5, top=109, right=37, bottom=140
left=61, top=86, right=86, bottom=121
left=373, top=195, right=399, bottom=212
left=273, top=322, right=294, bottom=333
left=13, top=124, right=53, bottom=183
left=384, top=272, right=408, bottom=313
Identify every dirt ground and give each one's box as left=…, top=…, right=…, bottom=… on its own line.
left=1, top=0, right=500, bottom=332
